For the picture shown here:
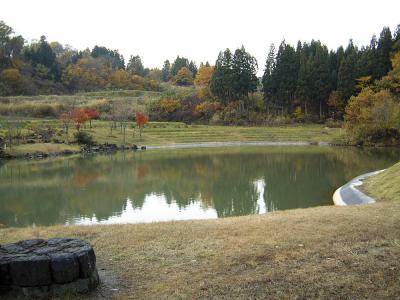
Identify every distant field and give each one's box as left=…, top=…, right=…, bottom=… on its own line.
left=0, top=117, right=343, bottom=156
left=0, top=87, right=344, bottom=157
left=0, top=89, right=165, bottom=119
left=0, top=86, right=198, bottom=120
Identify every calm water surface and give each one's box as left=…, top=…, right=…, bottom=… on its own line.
left=0, top=146, right=399, bottom=227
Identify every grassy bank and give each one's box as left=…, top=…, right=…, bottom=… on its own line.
left=362, top=161, right=400, bottom=202
left=1, top=119, right=343, bottom=157
left=81, top=122, right=342, bottom=145
left=0, top=201, right=399, bottom=299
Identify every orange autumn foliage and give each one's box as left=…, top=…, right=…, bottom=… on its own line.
left=72, top=108, right=89, bottom=131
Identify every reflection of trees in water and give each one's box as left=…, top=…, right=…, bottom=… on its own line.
left=263, top=153, right=338, bottom=211
left=0, top=147, right=398, bottom=227
left=330, top=147, right=400, bottom=181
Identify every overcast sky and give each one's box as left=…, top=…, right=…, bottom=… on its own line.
left=2, top=0, right=399, bottom=75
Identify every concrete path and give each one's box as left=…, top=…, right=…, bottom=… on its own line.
left=333, top=170, right=385, bottom=206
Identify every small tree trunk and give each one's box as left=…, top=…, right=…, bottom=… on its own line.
left=319, top=101, right=323, bottom=120
left=123, top=125, right=126, bottom=145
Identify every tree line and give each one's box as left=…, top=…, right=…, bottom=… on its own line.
left=261, top=26, right=399, bottom=120
left=0, top=20, right=201, bottom=95
left=1, top=19, right=399, bottom=128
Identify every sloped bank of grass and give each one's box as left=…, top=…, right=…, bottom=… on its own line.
left=1, top=201, right=399, bottom=299
left=362, top=161, right=400, bottom=202
left=2, top=120, right=343, bottom=158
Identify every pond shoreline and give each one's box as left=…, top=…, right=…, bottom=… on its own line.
left=147, top=140, right=322, bottom=149
left=1, top=140, right=397, bottom=163
left=332, top=170, right=386, bottom=206
left=0, top=140, right=329, bottom=161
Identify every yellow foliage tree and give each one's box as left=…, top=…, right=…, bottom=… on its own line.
left=194, top=65, right=214, bottom=86
left=327, top=91, right=345, bottom=120
left=174, top=67, right=193, bottom=86
left=345, top=88, right=400, bottom=144
left=377, top=51, right=400, bottom=95
left=110, top=69, right=130, bottom=89
left=62, top=58, right=110, bottom=91
left=159, top=98, right=181, bottom=113
left=194, top=65, right=215, bottom=101
left=131, top=75, right=146, bottom=90
left=0, top=68, right=24, bottom=94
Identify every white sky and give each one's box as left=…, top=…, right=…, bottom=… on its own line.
left=2, top=0, right=399, bottom=75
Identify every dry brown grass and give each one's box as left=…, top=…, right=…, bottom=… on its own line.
left=1, top=201, right=400, bottom=299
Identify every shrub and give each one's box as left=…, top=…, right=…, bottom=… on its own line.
left=292, top=106, right=305, bottom=123
left=325, top=118, right=343, bottom=128
left=74, top=131, right=94, bottom=145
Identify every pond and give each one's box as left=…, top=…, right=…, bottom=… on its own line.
left=0, top=146, right=399, bottom=227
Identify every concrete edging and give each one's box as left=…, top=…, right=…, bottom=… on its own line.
left=332, top=170, right=385, bottom=206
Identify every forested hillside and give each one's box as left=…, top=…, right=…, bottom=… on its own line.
left=1, top=20, right=400, bottom=145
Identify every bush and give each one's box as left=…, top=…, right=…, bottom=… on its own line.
left=74, top=131, right=94, bottom=145
left=292, top=106, right=305, bottom=123
left=325, top=118, right=343, bottom=128
left=344, top=88, right=400, bottom=145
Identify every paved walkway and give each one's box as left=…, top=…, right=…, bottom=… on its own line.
left=333, top=170, right=385, bottom=206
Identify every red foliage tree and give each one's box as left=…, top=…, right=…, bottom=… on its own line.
left=73, top=108, right=89, bottom=131
left=83, top=107, right=100, bottom=128
left=135, top=112, right=149, bottom=137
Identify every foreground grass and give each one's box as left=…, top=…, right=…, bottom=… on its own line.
left=362, top=161, right=400, bottom=202
left=1, top=201, right=399, bottom=299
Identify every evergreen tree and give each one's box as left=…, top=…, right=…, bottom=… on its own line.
left=296, top=44, right=312, bottom=114
left=36, top=36, right=56, bottom=69
left=171, top=56, right=189, bottom=76
left=337, top=40, right=359, bottom=102
left=309, top=42, right=331, bottom=118
left=376, top=27, right=393, bottom=78
left=90, top=45, right=124, bottom=69
left=231, top=46, right=258, bottom=100
left=127, top=55, right=145, bottom=76
left=161, top=59, right=171, bottom=82
left=262, top=44, right=276, bottom=109
left=272, top=41, right=298, bottom=111
left=328, top=50, right=339, bottom=91
left=210, top=49, right=234, bottom=103
left=24, top=36, right=60, bottom=80
left=393, top=24, right=400, bottom=52
left=188, top=61, right=198, bottom=77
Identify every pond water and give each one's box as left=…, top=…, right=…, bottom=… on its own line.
left=0, top=146, right=399, bottom=227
